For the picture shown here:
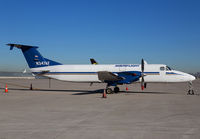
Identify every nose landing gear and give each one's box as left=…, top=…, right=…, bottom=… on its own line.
left=187, top=81, right=194, bottom=95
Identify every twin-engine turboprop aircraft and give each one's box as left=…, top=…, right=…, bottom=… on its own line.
left=6, top=44, right=196, bottom=94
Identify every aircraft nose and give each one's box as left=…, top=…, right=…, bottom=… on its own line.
left=186, top=74, right=196, bottom=81
left=176, top=71, right=196, bottom=82
left=190, top=75, right=196, bottom=81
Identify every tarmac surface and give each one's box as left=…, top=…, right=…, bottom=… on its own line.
left=0, top=79, right=200, bottom=139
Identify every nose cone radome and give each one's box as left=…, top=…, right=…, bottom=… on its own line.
left=176, top=71, right=196, bottom=82
left=184, top=73, right=196, bottom=81
left=189, top=75, right=196, bottom=81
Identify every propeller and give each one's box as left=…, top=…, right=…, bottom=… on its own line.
left=141, top=59, right=145, bottom=90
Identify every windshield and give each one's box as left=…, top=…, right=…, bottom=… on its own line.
left=166, top=66, right=172, bottom=71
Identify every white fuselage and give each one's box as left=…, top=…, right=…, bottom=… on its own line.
left=31, top=64, right=195, bottom=83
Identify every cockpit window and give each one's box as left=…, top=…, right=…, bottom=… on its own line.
left=166, top=66, right=172, bottom=71
left=160, top=67, right=165, bottom=71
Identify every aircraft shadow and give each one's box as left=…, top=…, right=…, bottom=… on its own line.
left=0, top=87, right=104, bottom=95
left=72, top=91, right=172, bottom=95
left=0, top=88, right=172, bottom=95
left=123, top=91, right=173, bottom=94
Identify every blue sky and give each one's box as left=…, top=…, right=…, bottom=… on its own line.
left=0, top=0, right=199, bottom=73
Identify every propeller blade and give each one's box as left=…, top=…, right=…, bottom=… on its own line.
left=141, top=59, right=145, bottom=90
left=141, top=77, right=144, bottom=90
left=141, top=59, right=144, bottom=72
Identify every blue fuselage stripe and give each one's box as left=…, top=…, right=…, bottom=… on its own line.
left=33, top=71, right=161, bottom=75
left=33, top=71, right=181, bottom=76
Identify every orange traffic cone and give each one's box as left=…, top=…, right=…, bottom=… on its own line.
left=141, top=85, right=144, bottom=90
left=5, top=84, right=8, bottom=93
left=102, top=90, right=107, bottom=98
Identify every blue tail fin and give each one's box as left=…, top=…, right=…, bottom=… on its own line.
left=7, top=44, right=62, bottom=68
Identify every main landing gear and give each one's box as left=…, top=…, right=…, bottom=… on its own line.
left=114, top=86, right=120, bottom=93
left=105, top=86, right=120, bottom=94
left=106, top=88, right=112, bottom=94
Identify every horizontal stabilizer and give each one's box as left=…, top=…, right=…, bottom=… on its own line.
left=36, top=70, right=50, bottom=75
left=7, top=43, right=38, bottom=50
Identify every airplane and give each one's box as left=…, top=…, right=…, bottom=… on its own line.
left=6, top=44, right=196, bottom=94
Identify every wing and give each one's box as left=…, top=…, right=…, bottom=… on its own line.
left=98, top=71, right=124, bottom=82
left=98, top=71, right=142, bottom=85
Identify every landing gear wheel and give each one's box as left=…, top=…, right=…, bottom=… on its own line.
left=144, top=83, right=147, bottom=88
left=114, top=87, right=120, bottom=93
left=106, top=88, right=113, bottom=94
left=187, top=81, right=195, bottom=95
left=188, top=90, right=194, bottom=95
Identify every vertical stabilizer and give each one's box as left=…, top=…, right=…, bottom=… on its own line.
left=7, top=44, right=62, bottom=68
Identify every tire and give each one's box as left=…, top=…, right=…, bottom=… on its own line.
left=144, top=83, right=147, bottom=88
left=106, top=88, right=113, bottom=94
left=114, top=87, right=120, bottom=93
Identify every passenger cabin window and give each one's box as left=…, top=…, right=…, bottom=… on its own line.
left=160, top=67, right=165, bottom=71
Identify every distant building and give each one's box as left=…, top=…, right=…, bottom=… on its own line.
left=0, top=72, right=33, bottom=77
